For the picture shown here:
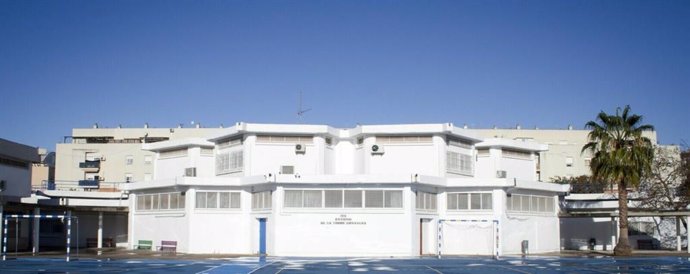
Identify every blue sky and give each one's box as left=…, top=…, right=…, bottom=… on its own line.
left=1, top=0, right=688, bottom=150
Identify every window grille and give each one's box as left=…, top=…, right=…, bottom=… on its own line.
left=446, top=151, right=473, bottom=175
left=325, top=190, right=343, bottom=208
left=365, top=190, right=384, bottom=208
left=344, top=190, right=362, bottom=208
left=160, top=148, right=187, bottom=158
left=256, top=135, right=313, bottom=144
left=447, top=192, right=491, bottom=210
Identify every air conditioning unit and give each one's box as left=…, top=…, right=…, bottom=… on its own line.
left=496, top=170, right=507, bottom=178
left=185, top=167, right=197, bottom=177
left=371, top=144, right=384, bottom=155
left=99, top=156, right=106, bottom=161
left=295, top=144, right=306, bottom=154
left=280, top=165, right=295, bottom=175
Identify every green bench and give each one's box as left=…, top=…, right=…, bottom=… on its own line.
left=134, top=240, right=153, bottom=250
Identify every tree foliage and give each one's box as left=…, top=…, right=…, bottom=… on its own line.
left=582, top=105, right=655, bottom=256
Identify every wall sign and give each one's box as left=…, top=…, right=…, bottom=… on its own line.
left=320, top=214, right=366, bottom=225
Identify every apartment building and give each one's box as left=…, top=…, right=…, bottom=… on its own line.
left=124, top=123, right=569, bottom=256
left=54, top=124, right=227, bottom=189
left=468, top=127, right=658, bottom=181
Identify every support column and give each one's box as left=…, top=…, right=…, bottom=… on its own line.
left=33, top=208, right=40, bottom=255
left=677, top=217, right=682, bottom=252
left=611, top=216, right=617, bottom=250
left=97, top=212, right=103, bottom=249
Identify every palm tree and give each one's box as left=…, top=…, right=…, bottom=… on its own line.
left=582, top=105, right=654, bottom=256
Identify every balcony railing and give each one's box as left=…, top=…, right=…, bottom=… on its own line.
left=79, top=160, right=101, bottom=171
left=33, top=180, right=125, bottom=192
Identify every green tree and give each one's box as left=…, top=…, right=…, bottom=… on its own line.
left=582, top=105, right=654, bottom=256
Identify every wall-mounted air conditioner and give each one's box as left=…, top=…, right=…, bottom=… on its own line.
left=185, top=167, right=197, bottom=177
left=295, top=144, right=306, bottom=154
left=371, top=144, right=384, bottom=155
left=496, top=170, right=507, bottom=178
left=280, top=165, right=295, bottom=175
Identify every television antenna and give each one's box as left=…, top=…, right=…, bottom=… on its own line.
left=297, top=91, right=311, bottom=123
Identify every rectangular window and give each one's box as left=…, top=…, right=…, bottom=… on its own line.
left=284, top=190, right=303, bottom=208
left=125, top=173, right=133, bottom=183
left=508, top=194, right=554, bottom=214
left=170, top=193, right=179, bottom=209
left=365, top=190, right=384, bottom=208
left=384, top=190, right=403, bottom=208
left=417, top=191, right=437, bottom=210
left=219, top=192, right=230, bottom=208
left=503, top=149, right=532, bottom=160
left=144, top=155, right=153, bottom=164
left=216, top=150, right=243, bottom=174
left=252, top=191, right=272, bottom=210
left=447, top=137, right=472, bottom=149
left=446, top=151, right=473, bottom=175
left=160, top=148, right=187, bottom=158
left=196, top=192, right=207, bottom=209
left=344, top=190, right=362, bottom=208
left=230, top=192, right=241, bottom=208
left=207, top=192, right=218, bottom=208
left=325, top=190, right=343, bottom=208
left=447, top=192, right=491, bottom=210
left=217, top=137, right=242, bottom=148
left=303, top=190, right=323, bottom=208
left=256, top=135, right=313, bottom=144
left=136, top=195, right=145, bottom=211
left=470, top=193, right=482, bottom=210
left=376, top=136, right=432, bottom=144
left=566, top=156, right=574, bottom=167
left=126, top=155, right=134, bottom=165
left=160, top=193, right=169, bottom=210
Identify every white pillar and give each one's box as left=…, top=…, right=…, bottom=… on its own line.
left=33, top=208, right=40, bottom=254
left=97, top=212, right=103, bottom=249
left=611, top=216, right=617, bottom=250
left=677, top=217, right=682, bottom=252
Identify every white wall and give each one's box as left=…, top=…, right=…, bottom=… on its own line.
left=368, top=144, right=439, bottom=176
left=500, top=157, right=536, bottom=181
left=251, top=144, right=319, bottom=176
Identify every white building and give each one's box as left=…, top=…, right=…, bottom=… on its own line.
left=125, top=123, right=568, bottom=256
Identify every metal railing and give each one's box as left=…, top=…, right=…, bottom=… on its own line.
left=33, top=180, right=125, bottom=192
left=78, top=160, right=100, bottom=169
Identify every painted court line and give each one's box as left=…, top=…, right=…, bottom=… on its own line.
left=247, top=260, right=277, bottom=274
left=425, top=265, right=444, bottom=274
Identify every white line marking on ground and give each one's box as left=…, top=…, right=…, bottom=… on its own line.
left=426, top=265, right=444, bottom=274
left=247, top=261, right=278, bottom=274
left=493, top=265, right=532, bottom=274
left=274, top=266, right=286, bottom=274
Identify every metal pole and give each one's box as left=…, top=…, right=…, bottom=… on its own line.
left=2, top=217, right=7, bottom=261
left=677, top=217, right=682, bottom=252
left=437, top=220, right=442, bottom=259
left=66, top=211, right=71, bottom=262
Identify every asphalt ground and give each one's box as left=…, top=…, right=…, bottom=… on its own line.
left=3, top=250, right=690, bottom=273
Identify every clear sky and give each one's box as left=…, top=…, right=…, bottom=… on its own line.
left=1, top=0, right=688, bottom=150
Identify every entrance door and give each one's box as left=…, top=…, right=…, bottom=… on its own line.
left=420, top=219, right=434, bottom=255
left=258, top=218, right=267, bottom=255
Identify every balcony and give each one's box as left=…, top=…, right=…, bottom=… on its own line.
left=79, top=160, right=100, bottom=172
left=78, top=179, right=100, bottom=189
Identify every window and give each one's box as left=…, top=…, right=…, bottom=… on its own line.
left=477, top=149, right=490, bottom=157
left=507, top=194, right=554, bottom=214
left=160, top=148, right=187, bottom=158
left=125, top=173, right=133, bottom=183
left=217, top=137, right=242, bottom=148
left=126, top=155, right=134, bottom=165
left=284, top=189, right=401, bottom=209
left=447, top=137, right=472, bottom=149
left=252, top=191, right=272, bottom=210
left=376, top=136, right=432, bottom=144
left=201, top=148, right=215, bottom=156
left=344, top=190, right=362, bottom=208
left=136, top=192, right=185, bottom=211
left=446, top=151, right=473, bottom=175
left=503, top=149, right=531, bottom=160
left=144, top=156, right=153, bottom=164
left=256, top=135, right=313, bottom=144
left=365, top=190, right=384, bottom=208
left=216, top=150, right=243, bottom=174
left=325, top=190, right=343, bottom=208
left=196, top=191, right=241, bottom=209
left=447, top=192, right=492, bottom=210
left=566, top=157, right=574, bottom=167
left=416, top=191, right=437, bottom=210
